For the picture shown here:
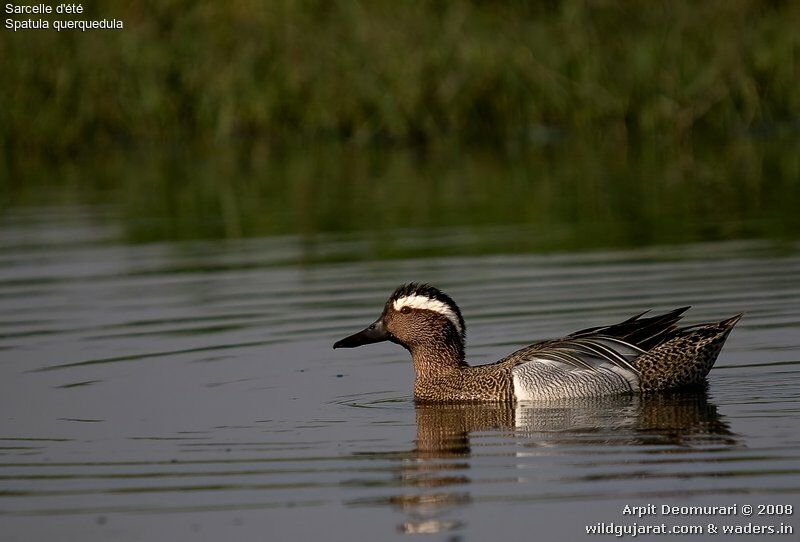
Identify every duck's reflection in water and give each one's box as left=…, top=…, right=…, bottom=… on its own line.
left=349, top=391, right=737, bottom=535
left=514, top=391, right=737, bottom=447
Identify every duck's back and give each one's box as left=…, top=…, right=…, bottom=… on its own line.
left=634, top=314, right=742, bottom=391
left=506, top=309, right=742, bottom=401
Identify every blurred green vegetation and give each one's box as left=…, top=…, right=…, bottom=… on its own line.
left=5, top=136, right=799, bottom=258
left=1, top=0, right=799, bottom=159
left=1, top=1, right=799, bottom=256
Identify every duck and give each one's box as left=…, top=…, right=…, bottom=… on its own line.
left=333, top=283, right=742, bottom=403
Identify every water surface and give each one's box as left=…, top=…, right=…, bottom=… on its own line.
left=1, top=208, right=799, bottom=541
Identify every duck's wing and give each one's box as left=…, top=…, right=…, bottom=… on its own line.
left=507, top=307, right=693, bottom=371
left=507, top=335, right=644, bottom=374
left=568, top=307, right=691, bottom=350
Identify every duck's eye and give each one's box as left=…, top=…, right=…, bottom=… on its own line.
left=400, top=306, right=412, bottom=314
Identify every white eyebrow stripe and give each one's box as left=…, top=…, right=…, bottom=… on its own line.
left=393, top=295, right=462, bottom=333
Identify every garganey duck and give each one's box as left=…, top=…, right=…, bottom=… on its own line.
left=333, top=283, right=742, bottom=402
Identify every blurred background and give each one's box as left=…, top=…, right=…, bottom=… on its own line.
left=3, top=4, right=800, bottom=540
left=2, top=0, right=798, bottom=256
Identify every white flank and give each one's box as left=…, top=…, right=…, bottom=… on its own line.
left=393, top=295, right=462, bottom=334
left=512, top=358, right=639, bottom=401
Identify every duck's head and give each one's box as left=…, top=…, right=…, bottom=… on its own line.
left=333, top=283, right=465, bottom=354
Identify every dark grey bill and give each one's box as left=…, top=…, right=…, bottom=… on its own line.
left=333, top=319, right=389, bottom=349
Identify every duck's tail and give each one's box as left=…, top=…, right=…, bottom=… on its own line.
left=635, top=313, right=743, bottom=392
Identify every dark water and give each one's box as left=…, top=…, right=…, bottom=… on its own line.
left=1, top=208, right=799, bottom=541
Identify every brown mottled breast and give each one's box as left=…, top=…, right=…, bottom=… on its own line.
left=414, top=361, right=516, bottom=403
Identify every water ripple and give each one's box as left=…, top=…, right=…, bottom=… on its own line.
left=0, top=214, right=798, bottom=539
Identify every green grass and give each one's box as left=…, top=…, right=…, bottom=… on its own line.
left=2, top=2, right=798, bottom=258
left=2, top=0, right=799, bottom=161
